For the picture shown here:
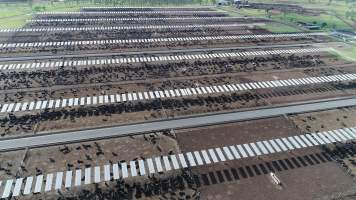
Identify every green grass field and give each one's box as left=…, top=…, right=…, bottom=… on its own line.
left=0, top=0, right=355, bottom=31
left=273, top=13, right=351, bottom=30
left=0, top=0, right=214, bottom=28
left=220, top=7, right=353, bottom=31
left=261, top=23, right=302, bottom=33
left=330, top=46, right=356, bottom=61
left=218, top=6, right=304, bottom=33
left=219, top=0, right=355, bottom=31
left=218, top=6, right=267, bottom=17
left=0, top=2, right=85, bottom=28
left=252, top=0, right=355, bottom=30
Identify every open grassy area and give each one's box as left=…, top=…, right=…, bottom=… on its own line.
left=329, top=46, right=356, bottom=61
left=217, top=6, right=267, bottom=17
left=0, top=0, right=214, bottom=28
left=0, top=2, right=85, bottom=28
left=220, top=0, right=355, bottom=31
left=220, top=7, right=352, bottom=31
left=274, top=12, right=351, bottom=30
left=0, top=4, right=30, bottom=28
left=218, top=6, right=304, bottom=33
left=252, top=0, right=355, bottom=30
left=1, top=0, right=354, bottom=30
left=261, top=22, right=302, bottom=33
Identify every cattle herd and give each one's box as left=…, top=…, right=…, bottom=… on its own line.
left=0, top=5, right=356, bottom=200
left=0, top=6, right=355, bottom=137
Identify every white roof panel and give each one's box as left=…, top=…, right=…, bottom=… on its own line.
left=215, top=148, right=226, bottom=161
left=143, top=92, right=149, bottom=100
left=201, top=150, right=212, bottom=164
left=7, top=103, right=15, bottom=112
left=34, top=175, right=44, bottom=193
left=44, top=173, right=53, bottom=192
left=138, top=160, right=146, bottom=175
left=293, top=135, right=307, bottom=147
left=339, top=129, right=354, bottom=140
left=249, top=143, right=262, bottom=155
left=229, top=146, right=241, bottom=159
left=236, top=144, right=248, bottom=158
left=154, top=157, right=163, bottom=172
left=146, top=158, right=155, bottom=174
left=170, top=155, right=180, bottom=170
left=0, top=104, right=8, bottom=113
left=221, top=146, right=234, bottom=160
left=193, top=151, right=204, bottom=165
left=163, top=156, right=172, bottom=171
left=94, top=166, right=101, bottom=183
left=112, top=164, right=120, bottom=180
left=92, top=96, right=99, bottom=105
left=288, top=137, right=301, bottom=148
left=243, top=144, right=255, bottom=157
left=64, top=171, right=72, bottom=188
left=12, top=178, right=23, bottom=196
left=322, top=132, right=336, bottom=143
left=104, top=165, right=111, bottom=181
left=208, top=149, right=219, bottom=162
left=331, top=130, right=347, bottom=141
left=121, top=162, right=128, bottom=178
left=281, top=138, right=294, bottom=150
left=186, top=152, right=196, bottom=167
left=14, top=103, right=21, bottom=112
left=305, top=134, right=319, bottom=145
left=299, top=134, right=313, bottom=147
left=275, top=139, right=288, bottom=151
left=311, top=133, right=325, bottom=144
left=127, top=93, right=133, bottom=101
left=344, top=128, right=356, bottom=138
left=99, top=95, right=104, bottom=103
left=164, top=90, right=170, bottom=97
left=178, top=154, right=188, bottom=168
left=333, top=130, right=347, bottom=141
left=2, top=179, right=14, bottom=198
left=23, top=176, right=34, bottom=195
left=53, top=100, right=60, bottom=108
left=61, top=99, right=67, bottom=108
left=262, top=140, right=275, bottom=153
left=74, top=169, right=82, bottom=186
left=256, top=141, right=268, bottom=154
left=104, top=95, right=110, bottom=103
left=200, top=87, right=207, bottom=94
left=21, top=102, right=29, bottom=111
left=317, top=132, right=332, bottom=143
left=54, top=172, right=63, bottom=190
left=129, top=161, right=137, bottom=177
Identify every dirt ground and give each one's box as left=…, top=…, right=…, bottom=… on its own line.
left=2, top=67, right=356, bottom=138
left=1, top=34, right=329, bottom=58
left=175, top=115, right=356, bottom=200
left=289, top=107, right=356, bottom=134
left=175, top=116, right=299, bottom=151
left=192, top=148, right=356, bottom=200
left=0, top=51, right=349, bottom=91
left=3, top=60, right=353, bottom=102
left=289, top=108, right=356, bottom=182
left=0, top=131, right=180, bottom=181
left=0, top=131, right=198, bottom=200
left=1, top=8, right=356, bottom=200
left=0, top=111, right=355, bottom=199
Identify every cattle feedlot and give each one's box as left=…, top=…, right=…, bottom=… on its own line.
left=0, top=2, right=356, bottom=200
